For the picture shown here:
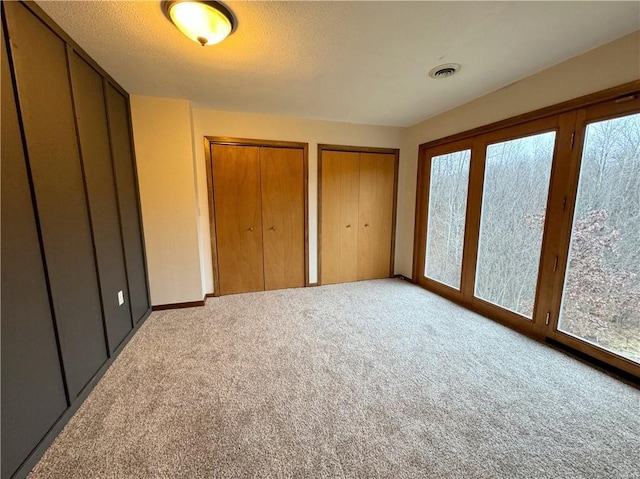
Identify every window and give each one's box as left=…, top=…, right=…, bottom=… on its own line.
left=424, top=149, right=470, bottom=289
left=475, top=132, right=555, bottom=318
left=558, top=113, right=640, bottom=362
left=414, top=84, right=640, bottom=377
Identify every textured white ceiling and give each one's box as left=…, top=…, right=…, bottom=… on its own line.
left=37, top=1, right=640, bottom=127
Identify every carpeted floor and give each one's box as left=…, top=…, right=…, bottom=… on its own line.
left=28, top=279, right=639, bottom=478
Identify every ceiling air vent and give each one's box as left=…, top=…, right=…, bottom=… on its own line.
left=429, top=63, right=462, bottom=79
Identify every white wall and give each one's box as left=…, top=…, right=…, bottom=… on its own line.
left=130, top=96, right=203, bottom=305
left=191, top=109, right=403, bottom=292
left=394, top=31, right=640, bottom=278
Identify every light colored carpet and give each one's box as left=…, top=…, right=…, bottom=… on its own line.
left=28, top=279, right=639, bottom=478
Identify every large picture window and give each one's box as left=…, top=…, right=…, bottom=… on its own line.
left=558, top=113, right=640, bottom=363
left=414, top=83, right=640, bottom=378
left=424, top=149, right=470, bottom=290
left=475, top=132, right=555, bottom=318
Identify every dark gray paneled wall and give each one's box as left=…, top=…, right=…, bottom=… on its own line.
left=69, top=52, right=134, bottom=351
left=6, top=0, right=109, bottom=401
left=0, top=24, right=68, bottom=479
left=106, top=84, right=150, bottom=323
left=1, top=2, right=151, bottom=478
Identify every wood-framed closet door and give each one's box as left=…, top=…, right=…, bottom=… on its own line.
left=320, top=150, right=360, bottom=284
left=320, top=145, right=399, bottom=285
left=339, top=153, right=360, bottom=283
left=319, top=150, right=342, bottom=284
left=211, top=144, right=265, bottom=295
left=207, top=137, right=309, bottom=296
left=260, top=146, right=305, bottom=290
left=357, top=152, right=396, bottom=280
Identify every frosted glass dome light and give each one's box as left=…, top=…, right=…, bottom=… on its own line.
left=163, top=1, right=237, bottom=46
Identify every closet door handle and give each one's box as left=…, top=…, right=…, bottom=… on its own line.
left=364, top=223, right=369, bottom=227
left=248, top=227, right=254, bottom=232
left=269, top=226, right=277, bottom=231
left=346, top=224, right=351, bottom=228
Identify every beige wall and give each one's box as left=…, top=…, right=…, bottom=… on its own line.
left=130, top=96, right=203, bottom=305
left=191, top=109, right=403, bottom=291
left=394, top=31, right=640, bottom=278
left=130, top=32, right=639, bottom=303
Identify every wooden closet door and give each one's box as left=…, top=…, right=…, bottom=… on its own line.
left=212, top=144, right=265, bottom=294
left=321, top=151, right=360, bottom=284
left=340, top=153, right=360, bottom=282
left=260, top=147, right=305, bottom=290
left=358, top=153, right=395, bottom=280
left=321, top=151, right=341, bottom=284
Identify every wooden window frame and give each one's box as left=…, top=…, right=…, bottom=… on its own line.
left=204, top=136, right=310, bottom=296
left=414, top=138, right=474, bottom=301
left=416, top=117, right=565, bottom=336
left=546, top=98, right=640, bottom=376
left=413, top=80, right=640, bottom=378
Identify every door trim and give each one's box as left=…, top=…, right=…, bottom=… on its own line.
left=204, top=136, right=309, bottom=296
left=318, top=144, right=400, bottom=286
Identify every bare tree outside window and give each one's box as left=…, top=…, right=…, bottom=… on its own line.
left=475, top=132, right=556, bottom=318
left=424, top=150, right=470, bottom=289
left=422, top=113, right=639, bottom=364
left=559, top=113, right=640, bottom=362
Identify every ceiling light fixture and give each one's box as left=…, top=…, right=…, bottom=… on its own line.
left=429, top=63, right=462, bottom=79
left=163, top=0, right=237, bottom=46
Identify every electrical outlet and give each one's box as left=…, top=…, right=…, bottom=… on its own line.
left=118, top=290, right=124, bottom=306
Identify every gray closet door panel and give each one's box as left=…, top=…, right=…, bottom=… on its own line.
left=5, top=1, right=108, bottom=398
left=70, top=52, right=133, bottom=350
left=1, top=24, right=67, bottom=479
left=106, top=85, right=149, bottom=322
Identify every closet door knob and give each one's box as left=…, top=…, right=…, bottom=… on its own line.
left=365, top=223, right=369, bottom=227
left=269, top=226, right=276, bottom=231
left=248, top=227, right=254, bottom=232
left=346, top=224, right=351, bottom=228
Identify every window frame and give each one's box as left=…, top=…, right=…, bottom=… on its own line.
left=414, top=138, right=474, bottom=301
left=546, top=98, right=640, bottom=375
left=412, top=81, right=640, bottom=378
